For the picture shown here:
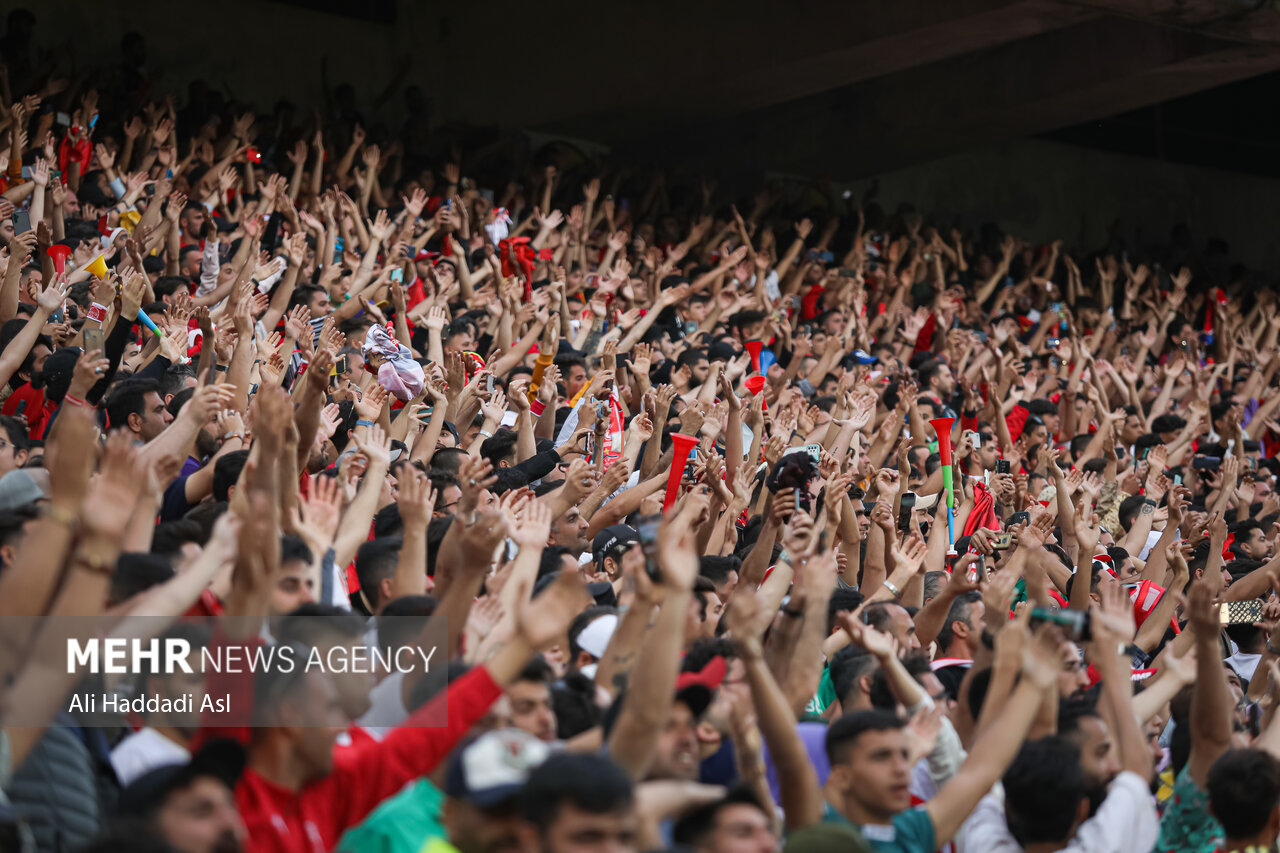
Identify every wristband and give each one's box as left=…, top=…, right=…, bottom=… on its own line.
left=87, top=303, right=108, bottom=323
left=43, top=505, right=78, bottom=527
left=478, top=429, right=493, bottom=438
left=881, top=579, right=901, bottom=597
left=356, top=419, right=375, bottom=427
left=214, top=364, right=229, bottom=373
left=222, top=432, right=245, bottom=442
left=63, top=393, right=92, bottom=409
left=530, top=399, right=547, bottom=417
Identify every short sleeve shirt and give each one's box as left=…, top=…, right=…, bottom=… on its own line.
left=1154, top=766, right=1224, bottom=853
left=822, top=802, right=935, bottom=853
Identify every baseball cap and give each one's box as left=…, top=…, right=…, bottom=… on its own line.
left=0, top=470, right=46, bottom=511
left=574, top=613, right=618, bottom=659
left=118, top=738, right=245, bottom=818
left=592, top=525, right=638, bottom=570
left=674, top=655, right=727, bottom=718
left=444, top=729, right=551, bottom=808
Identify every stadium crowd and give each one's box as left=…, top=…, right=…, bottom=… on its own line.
left=3, top=9, right=1280, bottom=853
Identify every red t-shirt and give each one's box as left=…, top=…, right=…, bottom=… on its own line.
left=236, top=665, right=501, bottom=853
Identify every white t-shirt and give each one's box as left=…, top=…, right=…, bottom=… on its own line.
left=1226, top=651, right=1261, bottom=683
left=963, top=771, right=1158, bottom=852
left=355, top=671, right=409, bottom=740
left=111, top=727, right=191, bottom=786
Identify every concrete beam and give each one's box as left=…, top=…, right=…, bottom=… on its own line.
left=611, top=16, right=1280, bottom=178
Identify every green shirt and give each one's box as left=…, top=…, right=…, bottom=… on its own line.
left=805, top=668, right=837, bottom=717
left=821, top=802, right=935, bottom=853
left=1154, top=766, right=1224, bottom=853
left=337, top=779, right=445, bottom=853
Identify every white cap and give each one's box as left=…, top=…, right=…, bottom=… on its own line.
left=575, top=614, right=618, bottom=659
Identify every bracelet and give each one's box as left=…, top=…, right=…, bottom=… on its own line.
left=881, top=579, right=901, bottom=597
left=63, top=393, right=92, bottom=409
left=356, top=419, right=375, bottom=427
left=215, top=364, right=229, bottom=373
left=43, top=505, right=78, bottom=527
left=222, top=431, right=245, bottom=442
left=72, top=550, right=116, bottom=575
left=478, top=429, right=493, bottom=438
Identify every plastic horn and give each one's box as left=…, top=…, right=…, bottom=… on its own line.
left=135, top=308, right=163, bottom=338
left=663, top=433, right=699, bottom=511
left=84, top=254, right=109, bottom=280
left=930, top=417, right=957, bottom=553
left=743, top=340, right=764, bottom=374
left=743, top=375, right=768, bottom=411
left=46, top=244, right=72, bottom=275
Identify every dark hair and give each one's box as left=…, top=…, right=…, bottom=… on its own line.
left=0, top=416, right=27, bottom=452
left=672, top=786, right=770, bottom=848
left=936, top=592, right=982, bottom=652
left=150, top=519, right=205, bottom=560
left=105, top=378, right=162, bottom=432
left=518, top=655, right=555, bottom=686
left=520, top=753, right=634, bottom=828
left=1003, top=737, right=1086, bottom=845
left=479, top=430, right=519, bottom=467
left=376, top=594, right=437, bottom=651
left=829, top=647, right=879, bottom=708
left=869, top=652, right=930, bottom=710
left=825, top=708, right=903, bottom=765
left=1208, top=749, right=1280, bottom=839
left=276, top=603, right=365, bottom=649
left=699, top=555, right=741, bottom=588
left=355, top=537, right=403, bottom=611
left=279, top=534, right=314, bottom=567
left=110, top=552, right=176, bottom=605
left=212, top=450, right=250, bottom=502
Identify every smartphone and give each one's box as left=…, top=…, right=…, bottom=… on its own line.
left=83, top=327, right=105, bottom=356
left=993, top=532, right=1014, bottom=550
left=794, top=490, right=802, bottom=513
left=996, top=459, right=1011, bottom=475
left=636, top=514, right=663, bottom=582
left=1221, top=600, right=1264, bottom=625
left=1173, top=474, right=1182, bottom=486
left=1030, top=607, right=1091, bottom=642
left=14, top=400, right=27, bottom=418
left=486, top=374, right=495, bottom=395
left=836, top=268, right=860, bottom=279
left=390, top=267, right=404, bottom=283
left=11, top=210, right=30, bottom=235
left=415, top=406, right=434, bottom=422
left=246, top=147, right=261, bottom=164
left=972, top=331, right=989, bottom=343
left=1047, top=338, right=1060, bottom=349
left=1193, top=456, right=1222, bottom=470
left=333, top=354, right=349, bottom=376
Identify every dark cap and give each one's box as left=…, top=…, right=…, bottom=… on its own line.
left=118, top=738, right=245, bottom=818
left=674, top=655, right=727, bottom=718
left=592, top=524, right=638, bottom=569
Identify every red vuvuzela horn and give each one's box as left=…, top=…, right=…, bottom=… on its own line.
left=46, top=244, right=72, bottom=275
left=663, top=433, right=699, bottom=511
